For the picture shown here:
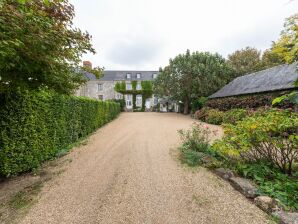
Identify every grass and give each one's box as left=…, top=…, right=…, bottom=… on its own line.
left=8, top=181, right=43, bottom=210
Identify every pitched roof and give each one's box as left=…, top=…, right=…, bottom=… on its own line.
left=82, top=71, right=97, bottom=80
left=209, top=62, right=298, bottom=99
left=100, top=70, right=159, bottom=81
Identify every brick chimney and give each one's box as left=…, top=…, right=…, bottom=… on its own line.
left=83, top=61, right=92, bottom=69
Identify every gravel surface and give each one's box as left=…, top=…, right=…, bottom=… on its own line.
left=20, top=113, right=270, bottom=224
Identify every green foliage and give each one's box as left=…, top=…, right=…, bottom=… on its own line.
left=271, top=13, right=298, bottom=64
left=178, top=123, right=222, bottom=167
left=272, top=91, right=298, bottom=106
left=235, top=162, right=298, bottom=210
left=213, top=109, right=298, bottom=175
left=222, top=109, right=248, bottom=125
left=227, top=47, right=263, bottom=76
left=0, top=0, right=95, bottom=94
left=154, top=50, right=234, bottom=114
left=0, top=90, right=120, bottom=177
left=191, top=97, right=207, bottom=113
left=204, top=109, right=225, bottom=125
left=206, top=91, right=294, bottom=111
left=82, top=66, right=104, bottom=79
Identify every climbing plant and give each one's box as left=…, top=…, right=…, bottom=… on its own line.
left=114, top=80, right=153, bottom=111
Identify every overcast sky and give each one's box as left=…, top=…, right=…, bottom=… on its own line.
left=70, top=0, right=298, bottom=70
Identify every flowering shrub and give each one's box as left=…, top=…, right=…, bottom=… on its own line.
left=204, top=109, right=225, bottom=125
left=213, top=109, right=298, bottom=175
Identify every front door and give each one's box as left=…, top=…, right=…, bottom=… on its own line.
left=126, top=94, right=132, bottom=109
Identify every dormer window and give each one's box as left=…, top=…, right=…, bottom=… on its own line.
left=126, top=73, right=131, bottom=79
left=153, top=73, right=157, bottom=79
left=136, top=73, right=141, bottom=79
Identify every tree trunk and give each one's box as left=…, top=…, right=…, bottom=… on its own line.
left=183, top=98, right=189, bottom=114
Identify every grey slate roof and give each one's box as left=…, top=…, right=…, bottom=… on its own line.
left=82, top=71, right=97, bottom=80
left=209, top=62, right=298, bottom=99
left=100, top=70, right=159, bottom=81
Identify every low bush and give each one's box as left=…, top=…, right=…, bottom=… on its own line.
left=206, top=91, right=294, bottom=111
left=222, top=109, right=248, bottom=125
left=204, top=109, right=225, bottom=125
left=235, top=162, right=298, bottom=210
left=0, top=89, right=121, bottom=177
left=213, top=109, right=298, bottom=175
left=178, top=118, right=298, bottom=210
left=178, top=123, right=222, bottom=167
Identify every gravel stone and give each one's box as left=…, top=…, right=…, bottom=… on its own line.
left=20, top=113, right=270, bottom=224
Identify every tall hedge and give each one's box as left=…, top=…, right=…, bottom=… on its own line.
left=0, top=90, right=120, bottom=176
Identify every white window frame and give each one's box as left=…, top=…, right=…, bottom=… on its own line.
left=98, top=83, right=103, bottom=91
left=126, top=82, right=132, bottom=90
left=126, top=73, right=131, bottom=79
left=136, top=73, right=141, bottom=79
left=136, top=82, right=142, bottom=90
left=153, top=73, right=157, bottom=79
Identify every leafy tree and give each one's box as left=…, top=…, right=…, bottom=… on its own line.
left=271, top=13, right=298, bottom=63
left=154, top=50, right=234, bottom=114
left=227, top=47, right=263, bottom=76
left=0, top=0, right=95, bottom=94
left=260, top=49, right=284, bottom=69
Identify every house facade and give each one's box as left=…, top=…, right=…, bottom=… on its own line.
left=75, top=66, right=159, bottom=111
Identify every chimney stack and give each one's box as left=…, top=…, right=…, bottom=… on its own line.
left=83, top=61, right=92, bottom=69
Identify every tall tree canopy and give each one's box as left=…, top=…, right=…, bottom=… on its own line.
left=271, top=13, right=298, bottom=64
left=0, top=0, right=95, bottom=94
left=227, top=47, right=263, bottom=76
left=154, top=50, right=234, bottom=114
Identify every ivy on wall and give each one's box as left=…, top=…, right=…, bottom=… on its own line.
left=114, top=80, right=153, bottom=111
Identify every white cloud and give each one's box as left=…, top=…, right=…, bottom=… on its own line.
left=70, top=0, right=298, bottom=70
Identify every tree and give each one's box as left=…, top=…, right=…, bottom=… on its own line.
left=154, top=50, right=234, bottom=114
left=261, top=49, right=284, bottom=69
left=227, top=47, right=263, bottom=76
left=0, top=0, right=95, bottom=94
left=271, top=13, right=298, bottom=63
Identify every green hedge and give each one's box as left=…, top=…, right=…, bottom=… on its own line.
left=0, top=90, right=120, bottom=177
left=206, top=91, right=294, bottom=111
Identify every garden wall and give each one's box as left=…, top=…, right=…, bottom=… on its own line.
left=0, top=90, right=120, bottom=176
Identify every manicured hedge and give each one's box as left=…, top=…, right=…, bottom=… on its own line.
left=206, top=91, right=294, bottom=111
left=0, top=90, right=120, bottom=176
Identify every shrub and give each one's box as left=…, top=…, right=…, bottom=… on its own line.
left=206, top=91, right=294, bottom=111
left=213, top=109, right=298, bottom=175
left=204, top=109, right=225, bottom=125
left=191, top=97, right=207, bottom=113
left=0, top=89, right=120, bottom=177
left=178, top=123, right=222, bottom=167
left=235, top=161, right=298, bottom=210
left=222, top=109, right=248, bottom=125
left=194, top=107, right=209, bottom=120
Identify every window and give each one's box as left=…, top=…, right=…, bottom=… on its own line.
left=116, top=93, right=122, bottom=99
left=126, top=83, right=132, bottom=90
left=136, top=95, right=142, bottom=107
left=136, top=73, right=141, bottom=79
left=98, top=95, right=103, bottom=100
left=153, top=73, right=157, bottom=79
left=97, top=83, right=103, bottom=91
left=126, top=73, right=131, bottom=79
left=136, top=82, right=141, bottom=90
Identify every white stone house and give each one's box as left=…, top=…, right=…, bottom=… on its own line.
left=75, top=67, right=159, bottom=111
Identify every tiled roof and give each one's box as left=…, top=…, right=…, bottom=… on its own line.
left=209, top=62, right=298, bottom=99
left=100, top=70, right=159, bottom=81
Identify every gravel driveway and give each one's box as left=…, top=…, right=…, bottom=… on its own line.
left=20, top=113, right=270, bottom=224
